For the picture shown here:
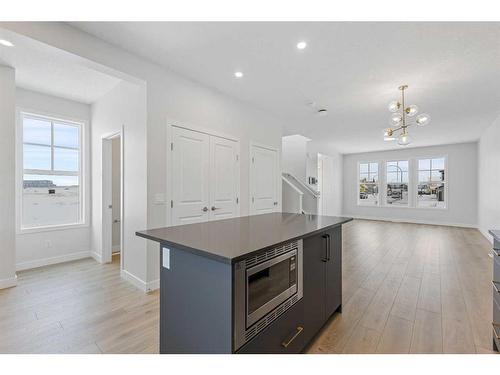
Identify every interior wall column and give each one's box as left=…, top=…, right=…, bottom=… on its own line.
left=0, top=64, right=17, bottom=289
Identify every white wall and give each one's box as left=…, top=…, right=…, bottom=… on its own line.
left=145, top=73, right=283, bottom=284
left=478, top=116, right=500, bottom=240
left=0, top=65, right=16, bottom=289
left=307, top=142, right=343, bottom=217
left=343, top=142, right=478, bottom=227
left=282, top=135, right=308, bottom=182
left=90, top=80, right=147, bottom=285
left=15, top=88, right=92, bottom=270
left=4, top=23, right=284, bottom=289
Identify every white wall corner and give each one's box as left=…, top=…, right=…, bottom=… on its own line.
left=16, top=250, right=91, bottom=271
left=0, top=275, right=17, bottom=290
left=121, top=269, right=156, bottom=293
left=146, top=278, right=160, bottom=292
left=91, top=250, right=103, bottom=264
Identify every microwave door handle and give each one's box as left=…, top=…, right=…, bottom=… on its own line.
left=321, top=235, right=328, bottom=262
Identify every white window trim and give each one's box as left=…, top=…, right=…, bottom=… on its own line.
left=382, top=159, right=412, bottom=208
left=414, top=155, right=448, bottom=210
left=16, top=110, right=88, bottom=234
left=356, top=156, right=448, bottom=210
left=357, top=161, right=381, bottom=207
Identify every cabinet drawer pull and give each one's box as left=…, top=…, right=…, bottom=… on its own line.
left=282, top=326, right=304, bottom=348
left=493, top=249, right=500, bottom=257
left=493, top=281, right=500, bottom=293
left=493, top=323, right=500, bottom=340
left=321, top=235, right=328, bottom=262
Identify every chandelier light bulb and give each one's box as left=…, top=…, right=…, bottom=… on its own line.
left=416, top=113, right=430, bottom=126
left=406, top=105, right=419, bottom=117
left=388, top=101, right=400, bottom=112
left=398, top=133, right=412, bottom=146
left=390, top=113, right=402, bottom=124
left=384, top=129, right=396, bottom=141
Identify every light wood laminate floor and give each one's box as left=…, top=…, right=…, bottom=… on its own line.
left=0, top=220, right=496, bottom=354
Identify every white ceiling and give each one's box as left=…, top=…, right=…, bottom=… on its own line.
left=71, top=22, right=500, bottom=153
left=0, top=28, right=121, bottom=104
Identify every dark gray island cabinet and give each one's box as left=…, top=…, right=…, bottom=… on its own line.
left=489, top=230, right=500, bottom=352
left=136, top=212, right=352, bottom=354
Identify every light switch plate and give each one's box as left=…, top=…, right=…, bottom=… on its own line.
left=162, top=247, right=170, bottom=269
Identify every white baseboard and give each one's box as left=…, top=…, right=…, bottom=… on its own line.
left=112, top=245, right=121, bottom=253
left=0, top=275, right=17, bottom=289
left=345, top=214, right=478, bottom=229
left=91, top=251, right=102, bottom=264
left=146, top=278, right=160, bottom=292
left=16, top=251, right=91, bottom=271
left=120, top=269, right=159, bottom=293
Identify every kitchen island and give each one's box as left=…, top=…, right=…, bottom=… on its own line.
left=136, top=212, right=352, bottom=354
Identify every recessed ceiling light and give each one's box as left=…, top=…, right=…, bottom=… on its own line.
left=234, top=71, right=243, bottom=78
left=0, top=39, right=14, bottom=47
left=296, top=41, right=307, bottom=50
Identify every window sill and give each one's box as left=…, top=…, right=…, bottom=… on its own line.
left=17, top=222, right=88, bottom=235
left=414, top=206, right=448, bottom=211
left=357, top=203, right=380, bottom=207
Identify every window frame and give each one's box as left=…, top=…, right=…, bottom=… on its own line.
left=17, top=110, right=87, bottom=233
left=383, top=159, right=411, bottom=208
left=357, top=161, right=381, bottom=207
left=415, top=155, right=448, bottom=210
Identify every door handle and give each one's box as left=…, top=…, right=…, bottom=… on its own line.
left=202, top=207, right=208, bottom=212
left=326, top=234, right=331, bottom=261
left=281, top=326, right=304, bottom=348
left=321, top=235, right=328, bottom=262
left=211, top=206, right=220, bottom=211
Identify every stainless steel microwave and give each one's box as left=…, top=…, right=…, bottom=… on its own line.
left=234, top=239, right=303, bottom=350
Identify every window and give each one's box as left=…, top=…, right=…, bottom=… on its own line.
left=386, top=160, right=409, bottom=206
left=358, top=162, right=379, bottom=205
left=21, top=113, right=83, bottom=229
left=417, top=157, right=446, bottom=208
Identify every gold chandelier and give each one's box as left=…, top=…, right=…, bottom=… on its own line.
left=384, top=85, right=430, bottom=146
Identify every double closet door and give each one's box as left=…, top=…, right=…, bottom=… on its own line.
left=171, top=126, right=239, bottom=226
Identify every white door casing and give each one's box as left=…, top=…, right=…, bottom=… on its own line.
left=250, top=143, right=279, bottom=215
left=171, top=127, right=210, bottom=225
left=318, top=153, right=334, bottom=216
left=209, top=136, right=239, bottom=220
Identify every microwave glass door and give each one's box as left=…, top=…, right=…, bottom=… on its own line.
left=246, top=251, right=297, bottom=326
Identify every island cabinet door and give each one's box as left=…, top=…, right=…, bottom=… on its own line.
left=302, top=233, right=327, bottom=342
left=325, top=226, right=342, bottom=318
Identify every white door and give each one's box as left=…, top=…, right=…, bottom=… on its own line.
left=318, top=153, right=336, bottom=216
left=172, top=127, right=210, bottom=225
left=209, top=136, right=239, bottom=220
left=250, top=144, right=279, bottom=215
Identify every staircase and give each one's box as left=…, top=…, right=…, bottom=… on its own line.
left=282, top=172, right=320, bottom=214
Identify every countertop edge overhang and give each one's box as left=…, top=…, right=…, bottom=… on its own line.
left=136, top=213, right=353, bottom=264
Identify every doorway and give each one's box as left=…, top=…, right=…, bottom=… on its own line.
left=102, top=131, right=123, bottom=267
left=250, top=143, right=280, bottom=215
